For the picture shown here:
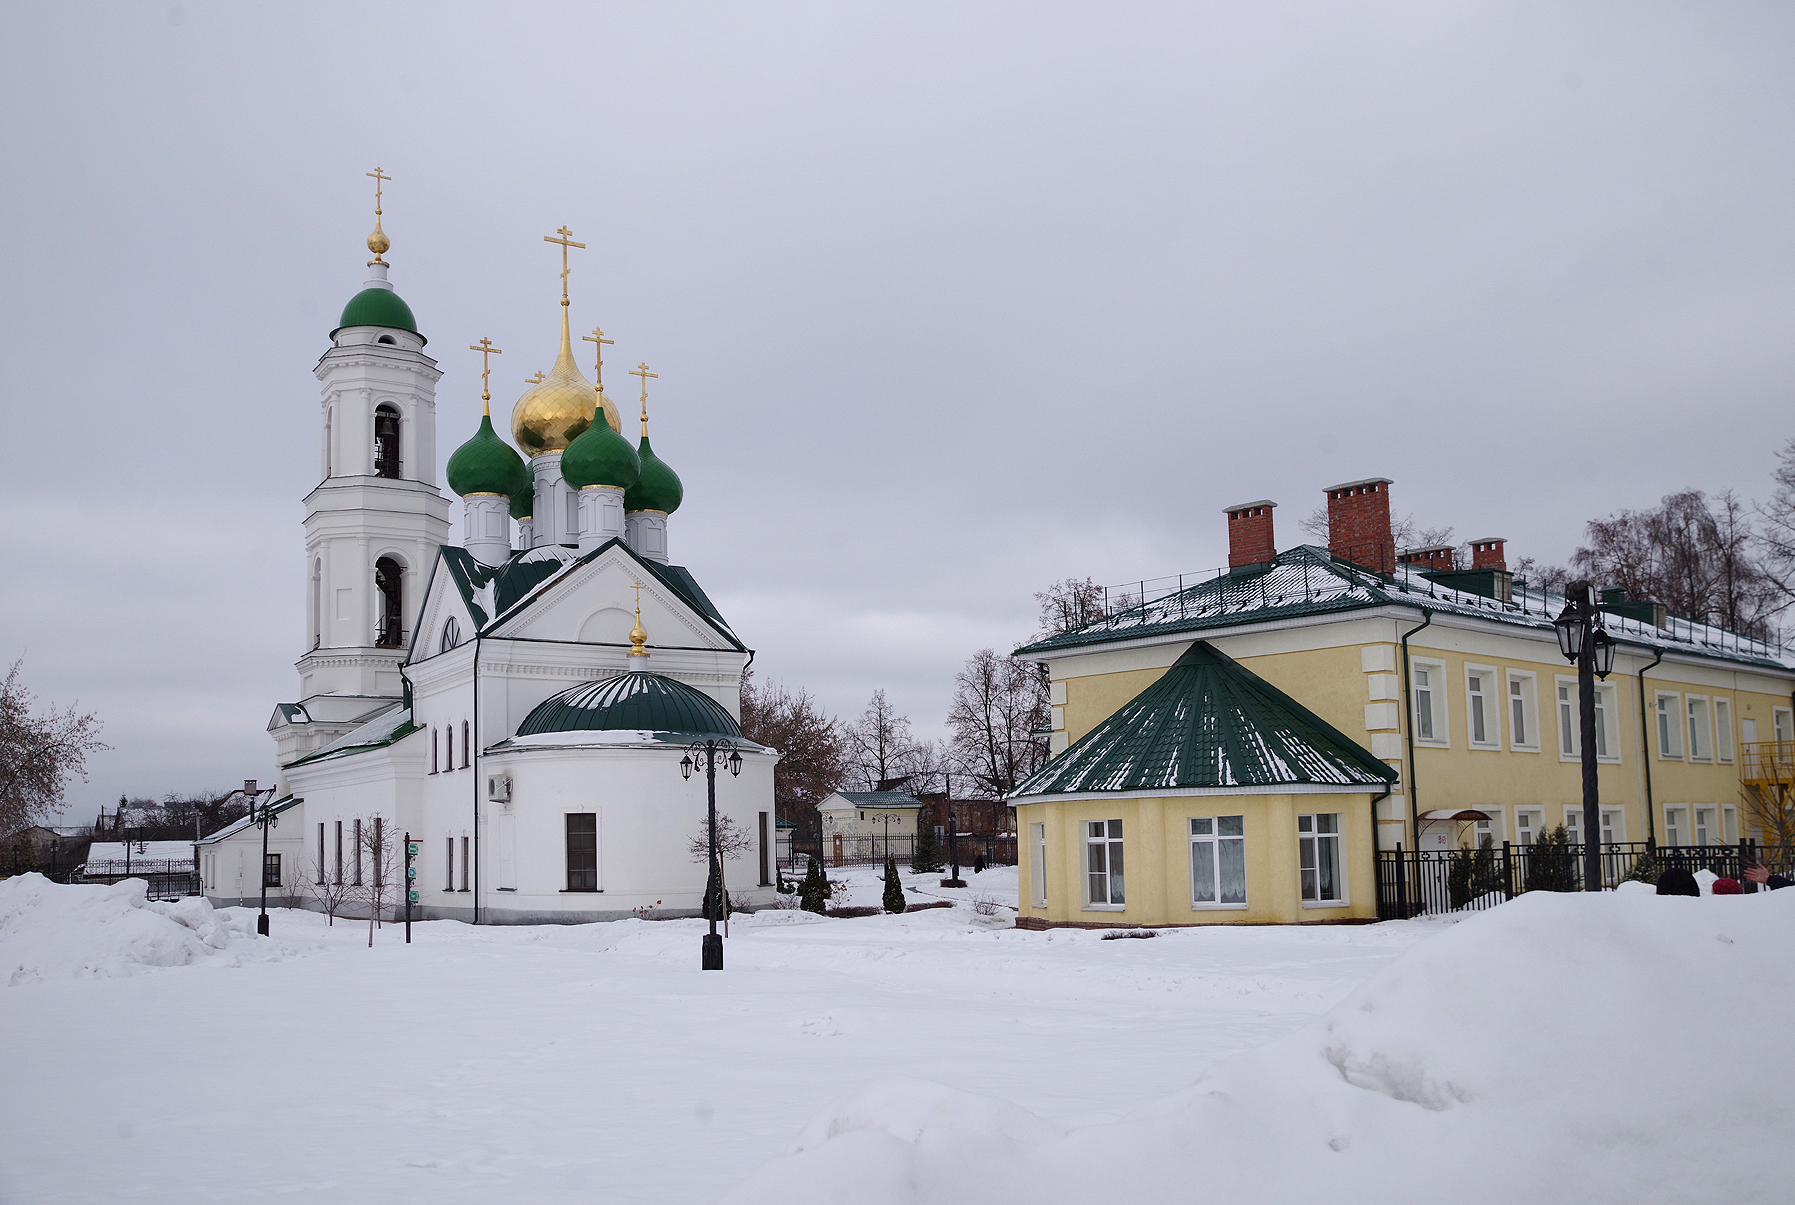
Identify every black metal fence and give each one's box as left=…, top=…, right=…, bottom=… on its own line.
left=784, top=834, right=1018, bottom=870
left=1377, top=840, right=1791, bottom=920
left=1, top=853, right=199, bottom=898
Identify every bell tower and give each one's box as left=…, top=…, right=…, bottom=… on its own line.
left=274, top=171, right=451, bottom=767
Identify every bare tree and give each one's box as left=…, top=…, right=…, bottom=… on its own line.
left=1512, top=556, right=1572, bottom=593
left=352, top=817, right=401, bottom=947
left=0, top=659, right=108, bottom=836
left=1299, top=510, right=1456, bottom=560
left=1756, top=439, right=1795, bottom=614
left=1742, top=784, right=1795, bottom=863
left=739, top=670, right=850, bottom=841
left=302, top=858, right=358, bottom=925
left=1033, top=577, right=1106, bottom=639
left=946, top=649, right=1051, bottom=797
left=685, top=814, right=755, bottom=864
left=844, top=690, right=924, bottom=790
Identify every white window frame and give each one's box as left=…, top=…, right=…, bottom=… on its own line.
left=1655, top=692, right=1684, bottom=759
left=1663, top=804, right=1686, bottom=847
left=1028, top=822, right=1046, bottom=908
left=1506, top=671, right=1539, bottom=752
left=1514, top=807, right=1543, bottom=846
left=1410, top=659, right=1449, bottom=747
left=1465, top=664, right=1500, bottom=749
left=1599, top=807, right=1623, bottom=844
left=1189, top=815, right=1248, bottom=910
left=1714, top=698, right=1734, bottom=764
left=1722, top=804, right=1739, bottom=844
left=1693, top=804, right=1719, bottom=846
left=1776, top=708, right=1793, bottom=744
left=1686, top=695, right=1713, bottom=763
left=1298, top=812, right=1347, bottom=907
left=1555, top=676, right=1619, bottom=763
left=1083, top=819, right=1125, bottom=910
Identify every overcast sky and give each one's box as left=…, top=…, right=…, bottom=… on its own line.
left=3, top=2, right=1792, bottom=816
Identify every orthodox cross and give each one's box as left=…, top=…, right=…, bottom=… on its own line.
left=469, top=338, right=503, bottom=412
left=542, top=225, right=585, bottom=303
left=365, top=167, right=391, bottom=263
left=630, top=362, right=658, bottom=432
left=525, top=371, right=546, bottom=384
left=366, top=167, right=389, bottom=215
left=583, top=327, right=614, bottom=391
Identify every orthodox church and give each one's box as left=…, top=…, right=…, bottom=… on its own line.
left=199, top=189, right=778, bottom=923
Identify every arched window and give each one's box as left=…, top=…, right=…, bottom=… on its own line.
left=440, top=616, right=461, bottom=654
left=311, top=559, right=322, bottom=649
left=374, top=557, right=405, bottom=648
left=377, top=334, right=396, bottom=346
left=373, top=405, right=402, bottom=479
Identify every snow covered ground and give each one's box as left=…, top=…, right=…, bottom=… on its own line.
left=1, top=868, right=1789, bottom=1204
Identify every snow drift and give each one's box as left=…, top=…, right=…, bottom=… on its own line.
left=724, top=889, right=1795, bottom=1204
left=0, top=873, right=276, bottom=985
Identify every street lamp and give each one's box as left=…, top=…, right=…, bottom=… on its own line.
left=681, top=739, right=743, bottom=971
left=252, top=797, right=280, bottom=936
left=1553, top=581, right=1617, bottom=891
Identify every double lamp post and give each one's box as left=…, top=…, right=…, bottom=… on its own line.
left=1552, top=580, right=1618, bottom=892
left=681, top=738, right=742, bottom=971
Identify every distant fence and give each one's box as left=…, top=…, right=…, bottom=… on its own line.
left=1377, top=840, right=1791, bottom=920
left=784, top=835, right=1018, bottom=870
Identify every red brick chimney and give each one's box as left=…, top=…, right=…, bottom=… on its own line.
left=1398, top=544, right=1455, bottom=572
left=1469, top=538, right=1507, bottom=571
left=1324, top=478, right=1394, bottom=573
left=1224, top=500, right=1277, bottom=568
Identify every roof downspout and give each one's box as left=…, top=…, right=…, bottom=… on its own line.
left=472, top=631, right=482, bottom=926
left=1399, top=610, right=1433, bottom=848
left=1369, top=785, right=1391, bottom=914
left=1636, top=646, right=1663, bottom=845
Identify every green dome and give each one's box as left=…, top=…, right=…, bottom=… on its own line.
left=446, top=415, right=526, bottom=498
left=517, top=672, right=743, bottom=740
left=561, top=415, right=640, bottom=491
left=624, top=435, right=684, bottom=514
left=335, top=286, right=419, bottom=338
left=509, top=463, right=535, bottom=520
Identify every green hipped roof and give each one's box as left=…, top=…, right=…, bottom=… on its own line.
left=335, top=287, right=419, bottom=337
left=517, top=671, right=744, bottom=740
left=624, top=435, right=683, bottom=514
left=446, top=414, right=527, bottom=498
left=561, top=416, right=641, bottom=490
left=1011, top=641, right=1395, bottom=798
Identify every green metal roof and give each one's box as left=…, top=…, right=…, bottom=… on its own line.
left=625, top=435, right=683, bottom=514
left=1011, top=641, right=1395, bottom=798
left=830, top=791, right=922, bottom=807
left=516, top=671, right=743, bottom=740
left=334, top=287, right=419, bottom=337
left=446, top=414, right=527, bottom=498
left=283, top=705, right=420, bottom=769
left=561, top=414, right=641, bottom=491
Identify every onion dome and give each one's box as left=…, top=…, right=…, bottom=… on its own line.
left=517, top=672, right=744, bottom=741
left=509, top=463, right=535, bottom=520
left=561, top=409, right=640, bottom=490
left=510, top=309, right=622, bottom=455
left=446, top=414, right=526, bottom=498
left=337, top=287, right=418, bottom=335
left=624, top=435, right=683, bottom=514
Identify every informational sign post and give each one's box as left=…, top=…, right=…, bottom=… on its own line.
left=404, top=835, right=419, bottom=944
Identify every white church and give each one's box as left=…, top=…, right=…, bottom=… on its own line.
left=199, top=196, right=779, bottom=923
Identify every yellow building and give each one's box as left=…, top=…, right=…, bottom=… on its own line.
left=1010, top=486, right=1795, bottom=929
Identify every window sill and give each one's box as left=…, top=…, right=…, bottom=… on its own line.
left=1080, top=904, right=1126, bottom=912
left=1468, top=743, right=1502, bottom=751
left=1301, top=898, right=1349, bottom=909
left=1413, top=740, right=1450, bottom=750
left=495, top=887, right=516, bottom=892
left=1509, top=745, right=1541, bottom=754
left=560, top=888, right=602, bottom=894
left=1191, top=903, right=1248, bottom=911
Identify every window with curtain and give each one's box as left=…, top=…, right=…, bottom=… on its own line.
left=1298, top=813, right=1343, bottom=903
left=1189, top=816, right=1246, bottom=907
left=1085, top=820, right=1124, bottom=906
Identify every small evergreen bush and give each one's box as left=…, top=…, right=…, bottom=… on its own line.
left=798, top=856, right=831, bottom=914
left=910, top=823, right=944, bottom=874
left=1625, top=847, right=1662, bottom=885
left=882, top=854, right=906, bottom=914
left=1523, top=823, right=1578, bottom=893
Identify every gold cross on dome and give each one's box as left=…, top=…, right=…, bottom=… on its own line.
left=366, top=167, right=390, bottom=214
left=630, top=363, right=658, bottom=434
left=583, top=327, right=613, bottom=391
left=526, top=371, right=546, bottom=384
left=469, top=338, right=503, bottom=411
left=542, top=225, right=585, bottom=302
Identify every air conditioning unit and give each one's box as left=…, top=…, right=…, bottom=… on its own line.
left=487, top=775, right=511, bottom=803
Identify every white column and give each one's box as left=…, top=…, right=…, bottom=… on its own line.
left=531, top=452, right=571, bottom=548
left=515, top=517, right=534, bottom=550
left=625, top=511, right=669, bottom=563
left=463, top=495, right=511, bottom=567
left=578, top=486, right=627, bottom=553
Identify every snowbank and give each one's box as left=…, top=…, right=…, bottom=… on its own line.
left=0, top=873, right=275, bottom=985
left=724, top=889, right=1795, bottom=1204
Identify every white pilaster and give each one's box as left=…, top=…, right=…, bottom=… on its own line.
left=463, top=495, right=511, bottom=567
left=515, top=517, right=534, bottom=550
left=578, top=486, right=627, bottom=552
left=625, top=510, right=669, bottom=563
left=531, top=452, right=577, bottom=548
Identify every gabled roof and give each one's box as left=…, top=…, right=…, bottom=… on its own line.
left=196, top=794, right=304, bottom=845
left=283, top=704, right=418, bottom=769
left=1011, top=641, right=1396, bottom=799
left=1014, top=545, right=1792, bottom=671
left=824, top=791, right=922, bottom=809
left=427, top=539, right=743, bottom=652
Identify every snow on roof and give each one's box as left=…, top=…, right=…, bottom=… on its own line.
left=82, top=841, right=196, bottom=865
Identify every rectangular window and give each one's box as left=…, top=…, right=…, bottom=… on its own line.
left=1665, top=806, right=1685, bottom=847
left=462, top=720, right=471, bottom=768
left=1413, top=664, right=1440, bottom=742
left=1516, top=810, right=1537, bottom=846
left=1687, top=697, right=1712, bottom=761
left=566, top=813, right=597, bottom=890
left=1657, top=694, right=1683, bottom=758
left=1298, top=813, right=1343, bottom=904
left=1557, top=680, right=1613, bottom=759
left=1723, top=806, right=1739, bottom=844
left=1715, top=699, right=1734, bottom=763
left=373, top=817, right=384, bottom=887
left=317, top=823, right=325, bottom=883
left=353, top=819, right=364, bottom=886
left=445, top=836, right=455, bottom=891
left=1695, top=806, right=1716, bottom=846
left=1508, top=674, right=1537, bottom=750
left=1189, top=815, right=1247, bottom=907
left=1558, top=682, right=1576, bottom=756
left=263, top=852, right=282, bottom=888
left=460, top=836, right=470, bottom=891
left=759, top=812, right=771, bottom=887
left=1466, top=670, right=1494, bottom=746
left=1085, top=819, right=1125, bottom=906
left=334, top=820, right=343, bottom=884
left=431, top=728, right=439, bottom=774
left=445, top=725, right=454, bottom=771
left=1029, top=822, right=1047, bottom=907
left=1777, top=709, right=1793, bottom=743
left=1600, top=809, right=1621, bottom=844
left=1565, top=809, right=1581, bottom=843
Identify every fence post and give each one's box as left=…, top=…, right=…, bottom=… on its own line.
left=1393, top=842, right=1407, bottom=920
left=1502, top=840, right=1513, bottom=899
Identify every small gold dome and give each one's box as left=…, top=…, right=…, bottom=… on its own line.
left=511, top=308, right=622, bottom=454
left=367, top=216, right=390, bottom=261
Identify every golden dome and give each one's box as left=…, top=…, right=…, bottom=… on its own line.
left=367, top=215, right=390, bottom=261
left=511, top=307, right=622, bottom=454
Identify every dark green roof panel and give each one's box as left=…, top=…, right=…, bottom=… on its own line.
left=517, top=672, right=742, bottom=740
left=1012, top=641, right=1395, bottom=797
left=336, top=287, right=419, bottom=335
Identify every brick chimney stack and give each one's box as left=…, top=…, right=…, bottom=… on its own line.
left=1224, top=500, right=1277, bottom=568
left=1469, top=538, right=1507, bottom=572
left=1324, top=478, right=1394, bottom=572
left=1398, top=545, right=1456, bottom=572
